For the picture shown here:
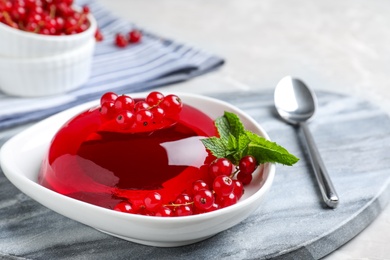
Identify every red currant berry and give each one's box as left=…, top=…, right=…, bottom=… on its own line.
left=55, top=17, right=65, bottom=31
left=175, top=193, right=192, bottom=205
left=134, top=101, right=150, bottom=112
left=213, top=175, right=234, bottom=197
left=82, top=5, right=90, bottom=14
left=25, top=22, right=39, bottom=32
left=11, top=6, right=27, bottom=21
left=115, top=33, right=128, bottom=48
left=65, top=17, right=77, bottom=33
left=116, top=110, right=135, bottom=127
left=146, top=91, right=164, bottom=106
left=100, top=92, right=118, bottom=105
left=129, top=29, right=142, bottom=43
left=233, top=180, right=244, bottom=199
left=193, top=189, right=214, bottom=211
left=205, top=203, right=220, bottom=213
left=208, top=158, right=233, bottom=179
left=192, top=180, right=209, bottom=193
left=135, top=109, right=153, bottom=127
left=95, top=28, right=104, bottom=42
left=149, top=106, right=165, bottom=123
left=239, top=155, right=257, bottom=175
left=160, top=94, right=183, bottom=116
left=155, top=206, right=173, bottom=217
left=114, top=95, right=135, bottom=111
left=237, top=171, right=253, bottom=185
left=144, top=192, right=163, bottom=211
left=99, top=102, right=115, bottom=118
left=114, top=201, right=136, bottom=213
left=219, top=193, right=238, bottom=208
left=175, top=205, right=193, bottom=216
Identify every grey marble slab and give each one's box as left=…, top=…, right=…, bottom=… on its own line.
left=1, top=90, right=390, bottom=260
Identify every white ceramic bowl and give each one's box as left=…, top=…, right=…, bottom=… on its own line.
left=0, top=38, right=95, bottom=97
left=0, top=11, right=97, bottom=58
left=0, top=93, right=276, bottom=247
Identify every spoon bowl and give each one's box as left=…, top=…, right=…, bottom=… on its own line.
left=274, top=76, right=339, bottom=208
left=274, top=76, right=317, bottom=124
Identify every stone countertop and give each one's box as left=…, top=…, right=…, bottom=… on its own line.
left=97, top=0, right=390, bottom=259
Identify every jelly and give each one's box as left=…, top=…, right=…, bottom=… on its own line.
left=38, top=103, right=217, bottom=210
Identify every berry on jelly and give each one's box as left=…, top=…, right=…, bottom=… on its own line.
left=100, top=92, right=118, bottom=105
left=160, top=94, right=183, bottom=116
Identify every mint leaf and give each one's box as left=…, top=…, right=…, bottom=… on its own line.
left=226, top=133, right=237, bottom=150
left=202, top=111, right=299, bottom=166
left=224, top=111, right=245, bottom=137
left=215, top=116, right=230, bottom=141
left=201, top=137, right=227, bottom=158
left=245, top=131, right=299, bottom=166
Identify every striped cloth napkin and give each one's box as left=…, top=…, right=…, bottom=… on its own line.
left=0, top=0, right=224, bottom=130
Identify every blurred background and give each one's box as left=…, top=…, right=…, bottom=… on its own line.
left=99, top=0, right=390, bottom=113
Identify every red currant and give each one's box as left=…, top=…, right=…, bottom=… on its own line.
left=144, top=192, right=162, bottom=211
left=95, top=28, right=104, bottom=42
left=115, top=33, right=128, bottom=48
left=193, top=189, right=214, bottom=211
left=114, top=95, right=135, bottom=111
left=135, top=109, right=153, bottom=127
left=239, top=155, right=257, bottom=175
left=213, top=175, right=234, bottom=197
left=134, top=101, right=150, bottom=112
left=129, top=29, right=142, bottom=43
left=99, top=102, right=115, bottom=118
left=155, top=206, right=173, bottom=217
left=192, top=180, right=209, bottom=193
left=219, top=193, right=238, bottom=208
left=205, top=203, right=220, bottom=213
left=208, top=158, right=233, bottom=179
left=100, top=92, right=118, bottom=105
left=146, top=91, right=164, bottom=106
left=175, top=205, right=193, bottom=216
left=160, top=94, right=183, bottom=116
left=82, top=5, right=90, bottom=14
left=149, top=106, right=165, bottom=123
left=175, top=193, right=192, bottom=205
left=116, top=110, right=135, bottom=128
left=237, top=171, right=253, bottom=185
left=55, top=17, right=65, bottom=31
left=233, top=180, right=244, bottom=199
left=114, top=201, right=136, bottom=213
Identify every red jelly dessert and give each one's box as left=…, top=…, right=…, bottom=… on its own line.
left=38, top=92, right=218, bottom=215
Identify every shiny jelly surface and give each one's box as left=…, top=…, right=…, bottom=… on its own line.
left=38, top=104, right=217, bottom=210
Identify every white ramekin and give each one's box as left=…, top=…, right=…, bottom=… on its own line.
left=0, top=11, right=97, bottom=59
left=0, top=38, right=95, bottom=97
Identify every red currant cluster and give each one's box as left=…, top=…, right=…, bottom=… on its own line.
left=99, top=91, right=183, bottom=132
left=114, top=155, right=259, bottom=217
left=115, top=29, right=142, bottom=48
left=0, top=0, right=92, bottom=35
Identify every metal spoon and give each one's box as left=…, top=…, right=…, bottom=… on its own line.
left=274, top=76, right=339, bottom=208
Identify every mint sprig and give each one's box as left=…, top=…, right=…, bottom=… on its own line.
left=201, top=111, right=299, bottom=166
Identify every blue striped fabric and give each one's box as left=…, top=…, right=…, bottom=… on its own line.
left=0, top=0, right=224, bottom=130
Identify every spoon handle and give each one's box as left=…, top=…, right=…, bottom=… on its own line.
left=300, top=122, right=339, bottom=208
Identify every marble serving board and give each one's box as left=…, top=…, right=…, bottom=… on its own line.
left=1, top=90, right=390, bottom=260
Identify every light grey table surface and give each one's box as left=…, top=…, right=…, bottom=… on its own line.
left=95, top=0, right=390, bottom=259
